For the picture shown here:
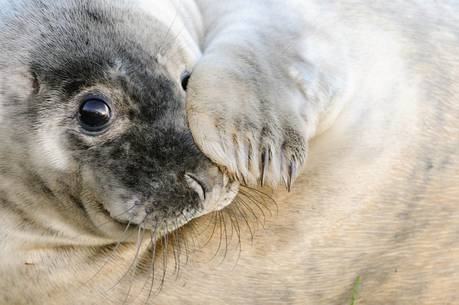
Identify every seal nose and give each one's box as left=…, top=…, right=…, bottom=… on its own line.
left=184, top=173, right=206, bottom=201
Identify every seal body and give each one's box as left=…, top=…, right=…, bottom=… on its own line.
left=0, top=0, right=458, bottom=304
left=186, top=1, right=459, bottom=304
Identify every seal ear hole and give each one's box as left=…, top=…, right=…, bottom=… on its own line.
left=181, top=71, right=191, bottom=91
left=31, top=72, right=40, bottom=94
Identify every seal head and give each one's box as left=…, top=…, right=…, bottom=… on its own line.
left=0, top=0, right=238, bottom=239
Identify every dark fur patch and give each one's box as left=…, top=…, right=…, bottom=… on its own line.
left=22, top=0, right=213, bottom=221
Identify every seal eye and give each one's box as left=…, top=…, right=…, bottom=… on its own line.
left=79, top=98, right=112, bottom=132
left=181, top=71, right=191, bottom=91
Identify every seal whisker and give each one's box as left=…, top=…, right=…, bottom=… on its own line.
left=201, top=211, right=220, bottom=249
left=178, top=226, right=190, bottom=266
left=141, top=221, right=158, bottom=305
left=179, top=211, right=198, bottom=253
left=220, top=211, right=230, bottom=262
left=233, top=200, right=255, bottom=242
left=238, top=191, right=267, bottom=228
left=235, top=197, right=262, bottom=231
left=210, top=211, right=225, bottom=261
left=121, top=225, right=146, bottom=305
left=92, top=204, right=137, bottom=229
left=175, top=220, right=184, bottom=277
left=107, top=223, right=143, bottom=293
left=240, top=186, right=278, bottom=214
left=222, top=208, right=235, bottom=243
left=131, top=237, right=155, bottom=305
left=171, top=221, right=181, bottom=278
left=193, top=211, right=216, bottom=238
left=88, top=220, right=133, bottom=283
left=243, top=193, right=270, bottom=222
left=155, top=222, right=169, bottom=295
left=225, top=208, right=243, bottom=267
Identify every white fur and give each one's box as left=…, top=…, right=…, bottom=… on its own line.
left=33, top=127, right=71, bottom=171
left=0, top=1, right=458, bottom=304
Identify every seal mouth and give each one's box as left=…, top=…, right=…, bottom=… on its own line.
left=83, top=170, right=240, bottom=241
left=93, top=194, right=199, bottom=238
left=92, top=199, right=182, bottom=240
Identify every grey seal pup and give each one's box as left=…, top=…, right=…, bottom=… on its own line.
left=1, top=0, right=459, bottom=305
left=0, top=0, right=237, bottom=304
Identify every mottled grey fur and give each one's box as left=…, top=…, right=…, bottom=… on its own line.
left=1, top=0, right=459, bottom=305
left=0, top=0, right=235, bottom=239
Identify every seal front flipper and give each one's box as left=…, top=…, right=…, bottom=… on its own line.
left=186, top=1, right=347, bottom=190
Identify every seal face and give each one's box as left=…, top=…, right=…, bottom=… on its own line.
left=0, top=0, right=238, bottom=239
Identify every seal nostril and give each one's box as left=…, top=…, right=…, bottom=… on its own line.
left=184, top=173, right=206, bottom=201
